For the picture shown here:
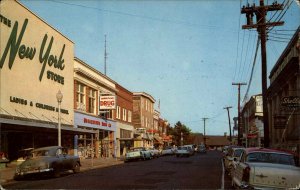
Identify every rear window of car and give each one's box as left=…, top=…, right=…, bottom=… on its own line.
left=247, top=152, right=295, bottom=165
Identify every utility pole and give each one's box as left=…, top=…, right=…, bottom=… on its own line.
left=232, top=82, right=247, bottom=146
left=241, top=0, right=284, bottom=148
left=104, top=35, right=108, bottom=75
left=224, top=106, right=233, bottom=142
left=202, top=118, right=209, bottom=146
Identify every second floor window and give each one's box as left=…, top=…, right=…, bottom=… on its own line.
left=128, top=111, right=132, bottom=123
left=123, top=108, right=127, bottom=121
left=116, top=106, right=121, bottom=119
left=88, top=89, right=96, bottom=114
left=76, top=82, right=85, bottom=104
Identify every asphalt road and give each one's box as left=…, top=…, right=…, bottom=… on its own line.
left=3, top=150, right=233, bottom=189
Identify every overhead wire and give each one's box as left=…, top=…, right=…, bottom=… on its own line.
left=268, top=0, right=293, bottom=33
left=242, top=36, right=260, bottom=103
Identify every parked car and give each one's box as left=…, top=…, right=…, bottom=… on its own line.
left=183, top=144, right=196, bottom=155
left=161, top=146, right=175, bottom=156
left=124, top=147, right=152, bottom=162
left=14, top=146, right=81, bottom=180
left=147, top=147, right=160, bottom=158
left=231, top=147, right=300, bottom=189
left=175, top=146, right=191, bottom=157
left=223, top=146, right=244, bottom=176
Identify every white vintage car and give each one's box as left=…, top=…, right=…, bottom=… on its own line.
left=232, top=147, right=300, bottom=189
left=175, top=146, right=191, bottom=157
left=124, top=147, right=152, bottom=162
left=147, top=147, right=161, bottom=158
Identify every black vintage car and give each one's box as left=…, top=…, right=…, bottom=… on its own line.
left=14, top=146, right=81, bottom=180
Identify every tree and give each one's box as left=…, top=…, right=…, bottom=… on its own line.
left=170, top=121, right=191, bottom=146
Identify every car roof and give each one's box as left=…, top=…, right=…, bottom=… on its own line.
left=32, top=146, right=62, bottom=151
left=245, top=147, right=292, bottom=155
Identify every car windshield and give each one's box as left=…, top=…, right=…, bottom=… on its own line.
left=233, top=149, right=243, bottom=157
left=31, top=150, right=51, bottom=157
left=247, top=152, right=295, bottom=165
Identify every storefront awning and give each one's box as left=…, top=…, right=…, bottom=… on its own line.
left=154, top=136, right=164, bottom=144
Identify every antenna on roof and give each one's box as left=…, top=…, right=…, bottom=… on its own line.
left=104, top=35, right=108, bottom=75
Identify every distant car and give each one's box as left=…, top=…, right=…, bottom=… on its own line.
left=125, top=147, right=152, bottom=162
left=161, top=146, right=175, bottom=156
left=231, top=147, right=300, bottom=189
left=175, top=146, right=191, bottom=157
left=197, top=144, right=207, bottom=153
left=223, top=146, right=244, bottom=176
left=147, top=147, right=160, bottom=158
left=183, top=145, right=195, bottom=155
left=14, top=146, right=81, bottom=180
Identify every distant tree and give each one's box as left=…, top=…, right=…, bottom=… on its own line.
left=170, top=121, right=191, bottom=146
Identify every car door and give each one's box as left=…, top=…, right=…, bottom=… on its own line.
left=232, top=150, right=246, bottom=186
left=61, top=148, right=74, bottom=170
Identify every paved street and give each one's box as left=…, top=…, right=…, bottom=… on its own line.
left=2, top=150, right=233, bottom=189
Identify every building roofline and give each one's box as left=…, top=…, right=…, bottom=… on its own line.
left=269, top=26, right=300, bottom=78
left=15, top=0, right=74, bottom=44
left=74, top=57, right=117, bottom=85
left=133, top=92, right=156, bottom=103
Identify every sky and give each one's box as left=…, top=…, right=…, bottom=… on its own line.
left=19, top=0, right=300, bottom=135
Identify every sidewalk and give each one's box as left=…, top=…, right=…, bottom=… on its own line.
left=0, top=157, right=124, bottom=185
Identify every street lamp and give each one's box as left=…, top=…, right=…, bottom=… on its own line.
left=56, top=90, right=63, bottom=147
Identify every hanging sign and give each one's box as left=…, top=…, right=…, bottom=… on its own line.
left=99, top=95, right=116, bottom=110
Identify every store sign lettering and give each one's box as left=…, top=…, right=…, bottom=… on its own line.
left=9, top=96, right=69, bottom=115
left=83, top=118, right=112, bottom=127
left=0, top=18, right=65, bottom=85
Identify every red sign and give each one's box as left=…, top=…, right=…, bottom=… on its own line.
left=247, top=133, right=257, bottom=139
left=100, top=96, right=116, bottom=110
left=83, top=118, right=111, bottom=127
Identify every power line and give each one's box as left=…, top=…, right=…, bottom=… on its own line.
left=47, top=0, right=220, bottom=30
left=243, top=36, right=260, bottom=103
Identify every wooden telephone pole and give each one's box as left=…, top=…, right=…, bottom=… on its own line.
left=241, top=0, right=284, bottom=148
left=224, top=106, right=233, bottom=142
left=232, top=83, right=247, bottom=146
left=202, top=118, right=209, bottom=146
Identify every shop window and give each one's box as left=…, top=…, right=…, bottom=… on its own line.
left=120, top=129, right=131, bottom=138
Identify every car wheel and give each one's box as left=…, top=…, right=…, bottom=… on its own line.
left=14, top=175, right=23, bottom=181
left=73, top=162, right=80, bottom=173
left=53, top=169, right=61, bottom=178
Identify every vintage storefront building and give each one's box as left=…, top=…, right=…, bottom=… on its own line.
left=132, top=92, right=155, bottom=147
left=74, top=57, right=117, bottom=158
left=0, top=0, right=93, bottom=160
left=267, top=26, right=299, bottom=164
left=114, top=83, right=134, bottom=157
left=241, top=95, right=264, bottom=147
